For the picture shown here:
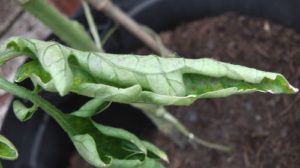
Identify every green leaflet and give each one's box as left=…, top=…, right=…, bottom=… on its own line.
left=2, top=37, right=298, bottom=106
left=141, top=141, right=168, bottom=162
left=0, top=75, right=166, bottom=168
left=63, top=114, right=167, bottom=167
left=71, top=98, right=111, bottom=117
left=71, top=134, right=107, bottom=167
left=15, top=61, right=52, bottom=84
left=0, top=135, right=18, bottom=160
left=12, top=100, right=38, bottom=121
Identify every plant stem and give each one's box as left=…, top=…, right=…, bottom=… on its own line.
left=0, top=50, right=25, bottom=65
left=87, top=0, right=173, bottom=56
left=132, top=104, right=233, bottom=152
left=101, top=24, right=119, bottom=46
left=16, top=0, right=98, bottom=52
left=82, top=1, right=103, bottom=52
left=0, top=76, right=73, bottom=133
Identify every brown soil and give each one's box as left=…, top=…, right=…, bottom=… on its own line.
left=147, top=13, right=300, bottom=168
left=70, top=13, right=300, bottom=168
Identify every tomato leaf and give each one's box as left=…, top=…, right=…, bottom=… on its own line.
left=63, top=115, right=167, bottom=168
left=0, top=135, right=18, bottom=160
left=12, top=100, right=38, bottom=121
left=3, top=37, right=297, bottom=106
left=71, top=98, right=111, bottom=117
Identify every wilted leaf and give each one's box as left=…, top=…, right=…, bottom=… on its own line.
left=63, top=114, right=165, bottom=168
left=2, top=37, right=297, bottom=106
left=72, top=134, right=108, bottom=167
left=141, top=141, right=168, bottom=163
left=12, top=100, right=38, bottom=121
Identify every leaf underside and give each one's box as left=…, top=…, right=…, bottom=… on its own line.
left=64, top=115, right=167, bottom=167
left=2, top=37, right=297, bottom=106
left=0, top=37, right=298, bottom=168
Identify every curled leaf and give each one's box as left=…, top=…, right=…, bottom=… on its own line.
left=141, top=141, right=168, bottom=163
left=64, top=115, right=164, bottom=168
left=12, top=100, right=38, bottom=122
left=15, top=60, right=56, bottom=96
left=0, top=135, right=18, bottom=160
left=72, top=134, right=109, bottom=167
left=2, top=37, right=298, bottom=106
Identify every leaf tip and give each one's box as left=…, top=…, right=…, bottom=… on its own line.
left=289, top=84, right=298, bottom=93
left=0, top=135, right=19, bottom=160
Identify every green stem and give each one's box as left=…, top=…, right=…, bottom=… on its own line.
left=0, top=77, right=73, bottom=133
left=101, top=24, right=118, bottom=46
left=82, top=1, right=103, bottom=52
left=0, top=50, right=25, bottom=65
left=132, top=104, right=233, bottom=152
left=16, top=0, right=98, bottom=52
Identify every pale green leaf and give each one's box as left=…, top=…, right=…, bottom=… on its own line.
left=72, top=134, right=109, bottom=167
left=0, top=135, right=18, bottom=160
left=12, top=100, right=38, bottom=121
left=141, top=141, right=168, bottom=163
left=71, top=98, right=111, bottom=117
left=110, top=158, right=165, bottom=168
left=92, top=121, right=147, bottom=155
left=3, top=38, right=298, bottom=105
left=15, top=61, right=51, bottom=84
left=64, top=115, right=163, bottom=168
left=16, top=61, right=56, bottom=92
left=138, top=158, right=165, bottom=168
left=109, top=159, right=143, bottom=168
left=2, top=37, right=297, bottom=106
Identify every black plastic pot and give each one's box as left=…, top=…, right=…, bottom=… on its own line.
left=1, top=0, right=300, bottom=167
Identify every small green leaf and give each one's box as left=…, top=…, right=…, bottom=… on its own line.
left=15, top=61, right=51, bottom=83
left=12, top=100, right=38, bottom=122
left=71, top=98, right=111, bottom=117
left=0, top=135, right=18, bottom=160
left=72, top=134, right=109, bottom=167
